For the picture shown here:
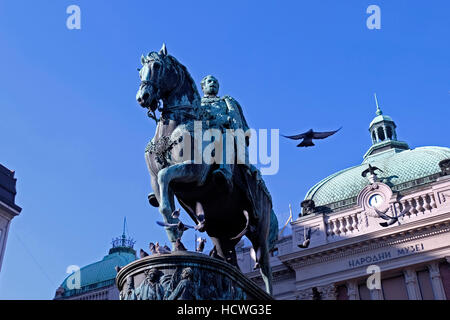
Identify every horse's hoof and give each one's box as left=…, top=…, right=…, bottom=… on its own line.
left=148, top=193, right=159, bottom=207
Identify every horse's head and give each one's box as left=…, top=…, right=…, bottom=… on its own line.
left=136, top=44, right=184, bottom=112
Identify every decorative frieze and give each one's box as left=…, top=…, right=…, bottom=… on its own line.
left=286, top=221, right=450, bottom=269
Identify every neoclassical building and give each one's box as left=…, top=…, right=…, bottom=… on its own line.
left=238, top=106, right=450, bottom=300
left=0, top=164, right=22, bottom=272
left=54, top=225, right=137, bottom=300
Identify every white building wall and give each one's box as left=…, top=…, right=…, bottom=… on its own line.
left=240, top=176, right=450, bottom=300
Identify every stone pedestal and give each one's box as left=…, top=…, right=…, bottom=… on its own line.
left=116, top=251, right=272, bottom=300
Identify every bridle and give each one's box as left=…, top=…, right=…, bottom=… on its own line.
left=140, top=54, right=193, bottom=121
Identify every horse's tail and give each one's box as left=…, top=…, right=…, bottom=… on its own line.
left=268, top=208, right=279, bottom=252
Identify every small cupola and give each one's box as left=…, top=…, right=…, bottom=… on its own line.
left=364, top=94, right=409, bottom=159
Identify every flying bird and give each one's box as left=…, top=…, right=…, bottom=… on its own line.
left=283, top=128, right=341, bottom=147
left=374, top=205, right=408, bottom=227
left=297, top=227, right=312, bottom=248
left=362, top=164, right=383, bottom=178
left=195, top=202, right=206, bottom=232
left=140, top=249, right=149, bottom=258
left=196, top=238, right=207, bottom=253
left=298, top=226, right=319, bottom=248
left=156, top=220, right=196, bottom=232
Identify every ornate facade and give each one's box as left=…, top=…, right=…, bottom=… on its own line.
left=0, top=164, right=21, bottom=272
left=238, top=106, right=450, bottom=300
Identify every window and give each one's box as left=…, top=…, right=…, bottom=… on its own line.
left=358, top=283, right=371, bottom=300
left=439, top=262, right=450, bottom=300
left=417, top=270, right=434, bottom=300
left=336, top=285, right=349, bottom=300
left=386, top=126, right=393, bottom=139
left=377, top=127, right=385, bottom=141
left=382, top=275, right=408, bottom=300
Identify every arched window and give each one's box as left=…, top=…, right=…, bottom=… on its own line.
left=386, top=126, right=393, bottom=139
left=377, top=127, right=385, bottom=141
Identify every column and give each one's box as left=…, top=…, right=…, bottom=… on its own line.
left=428, top=262, right=446, bottom=300
left=374, top=129, right=380, bottom=143
left=370, top=288, right=384, bottom=300
left=403, top=268, right=422, bottom=300
left=346, top=281, right=360, bottom=300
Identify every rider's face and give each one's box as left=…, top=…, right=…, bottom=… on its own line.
left=202, top=77, right=219, bottom=96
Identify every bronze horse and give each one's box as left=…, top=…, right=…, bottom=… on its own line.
left=136, top=44, right=278, bottom=294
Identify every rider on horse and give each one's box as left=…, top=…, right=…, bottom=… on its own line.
left=200, top=75, right=262, bottom=194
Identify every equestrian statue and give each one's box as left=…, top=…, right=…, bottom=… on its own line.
left=135, top=44, right=278, bottom=295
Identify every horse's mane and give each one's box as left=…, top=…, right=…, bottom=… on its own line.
left=167, top=55, right=200, bottom=99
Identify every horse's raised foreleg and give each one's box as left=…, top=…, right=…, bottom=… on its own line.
left=157, top=162, right=209, bottom=244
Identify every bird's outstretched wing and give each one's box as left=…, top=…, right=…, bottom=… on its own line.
left=306, top=227, right=312, bottom=240
left=361, top=168, right=370, bottom=178
left=156, top=221, right=195, bottom=229
left=282, top=133, right=307, bottom=140
left=312, top=127, right=342, bottom=139
left=374, top=207, right=393, bottom=220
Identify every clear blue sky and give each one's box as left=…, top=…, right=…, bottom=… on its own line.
left=0, top=0, right=448, bottom=299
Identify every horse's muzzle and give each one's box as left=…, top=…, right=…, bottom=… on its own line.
left=137, top=92, right=150, bottom=107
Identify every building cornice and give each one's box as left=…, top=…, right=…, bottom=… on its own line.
left=279, top=212, right=450, bottom=268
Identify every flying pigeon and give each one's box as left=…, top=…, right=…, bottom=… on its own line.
left=250, top=248, right=259, bottom=269
left=362, top=164, right=383, bottom=178
left=195, top=202, right=206, bottom=232
left=174, top=238, right=187, bottom=251
left=374, top=205, right=408, bottom=227
left=283, top=128, right=341, bottom=147
left=297, top=227, right=312, bottom=248
left=196, top=238, right=207, bottom=253
left=298, top=226, right=319, bottom=248
left=140, top=248, right=149, bottom=258
left=156, top=220, right=196, bottom=232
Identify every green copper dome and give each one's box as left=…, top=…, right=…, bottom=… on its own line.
left=60, top=250, right=136, bottom=294
left=303, top=104, right=450, bottom=213
left=304, top=146, right=450, bottom=210
left=57, top=222, right=137, bottom=298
